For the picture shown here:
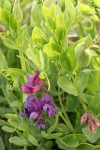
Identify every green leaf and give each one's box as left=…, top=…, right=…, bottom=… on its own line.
left=9, top=136, right=28, bottom=146
left=47, top=115, right=58, bottom=134
left=56, top=13, right=63, bottom=28
left=46, top=16, right=56, bottom=32
left=9, top=14, right=19, bottom=39
left=7, top=68, right=26, bottom=80
left=57, top=76, right=78, bottom=96
left=59, top=52, right=72, bottom=73
left=56, top=139, right=74, bottom=150
left=0, top=107, right=12, bottom=115
left=39, top=50, right=50, bottom=72
left=4, top=0, right=11, bottom=12
left=95, top=145, right=100, bottom=150
left=65, top=95, right=79, bottom=112
left=43, top=0, right=57, bottom=7
left=89, top=94, right=100, bottom=113
left=41, top=131, right=48, bottom=138
left=55, top=26, right=66, bottom=43
left=0, top=96, right=6, bottom=104
left=13, top=0, right=23, bottom=22
left=28, top=134, right=40, bottom=147
left=80, top=93, right=94, bottom=104
left=0, top=9, right=10, bottom=24
left=87, top=72, right=100, bottom=95
left=43, top=40, right=60, bottom=58
left=75, top=42, right=89, bottom=67
left=26, top=48, right=41, bottom=71
left=75, top=134, right=87, bottom=143
left=0, top=49, right=8, bottom=69
left=67, top=46, right=76, bottom=72
left=57, top=134, right=79, bottom=148
left=32, top=26, right=48, bottom=48
left=65, top=0, right=76, bottom=20
left=5, top=114, right=22, bottom=128
left=0, top=136, right=5, bottom=150
left=75, top=69, right=90, bottom=93
left=47, top=133, right=63, bottom=139
left=56, top=123, right=71, bottom=134
left=85, top=49, right=100, bottom=57
left=2, top=126, right=15, bottom=133
left=3, top=38, right=19, bottom=50
left=76, top=143, right=94, bottom=150
left=82, top=127, right=100, bottom=143
left=85, top=34, right=93, bottom=48
left=31, top=1, right=42, bottom=26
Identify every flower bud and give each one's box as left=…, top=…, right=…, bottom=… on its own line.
left=87, top=120, right=96, bottom=132
left=91, top=117, right=100, bottom=127
left=80, top=113, right=88, bottom=124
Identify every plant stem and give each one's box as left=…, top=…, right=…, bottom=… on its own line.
left=78, top=95, right=87, bottom=112
left=58, top=88, right=74, bottom=132
left=59, top=111, right=74, bottom=132
left=24, top=146, right=27, bottom=150
left=44, top=72, right=50, bottom=91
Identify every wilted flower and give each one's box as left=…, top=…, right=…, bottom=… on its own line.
left=21, top=71, right=46, bottom=94
left=80, top=112, right=100, bottom=132
left=20, top=94, right=58, bottom=129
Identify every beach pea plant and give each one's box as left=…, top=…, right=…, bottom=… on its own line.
left=1, top=0, right=100, bottom=149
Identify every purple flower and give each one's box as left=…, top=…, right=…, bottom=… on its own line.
left=20, top=94, right=58, bottom=129
left=21, top=71, right=46, bottom=94
left=34, top=118, right=49, bottom=129
left=42, top=95, right=58, bottom=117
left=30, top=112, right=39, bottom=119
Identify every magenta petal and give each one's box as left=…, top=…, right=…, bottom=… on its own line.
left=21, top=85, right=33, bottom=94
left=32, top=86, right=40, bottom=92
left=26, top=74, right=35, bottom=87
left=34, top=71, right=40, bottom=76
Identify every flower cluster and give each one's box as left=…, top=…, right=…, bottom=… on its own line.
left=81, top=112, right=100, bottom=131
left=21, top=71, right=46, bottom=94
left=20, top=71, right=58, bottom=129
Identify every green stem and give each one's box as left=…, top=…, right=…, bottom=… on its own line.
left=78, top=95, right=87, bottom=112
left=44, top=72, right=50, bottom=91
left=59, top=111, right=74, bottom=132
left=58, top=88, right=74, bottom=132
left=23, top=146, right=27, bottom=150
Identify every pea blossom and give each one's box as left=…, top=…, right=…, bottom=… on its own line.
left=20, top=94, right=58, bottom=129
left=21, top=71, right=46, bottom=94
left=80, top=112, right=100, bottom=132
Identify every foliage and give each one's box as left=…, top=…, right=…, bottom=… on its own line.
left=0, top=0, right=100, bottom=149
